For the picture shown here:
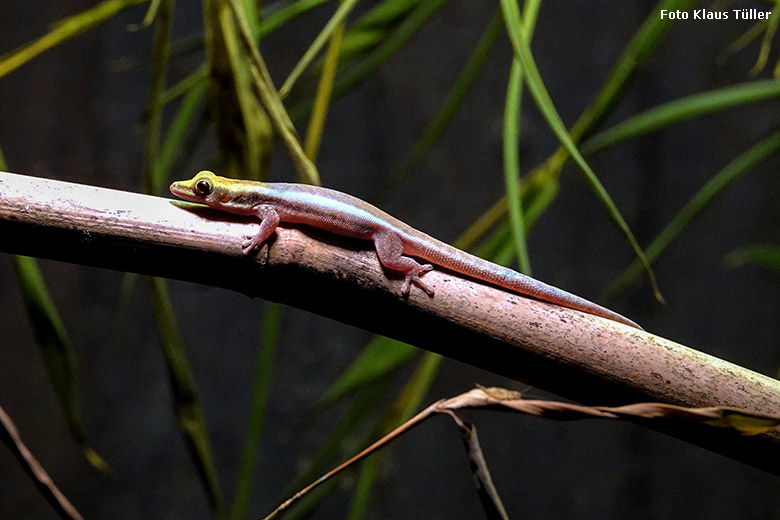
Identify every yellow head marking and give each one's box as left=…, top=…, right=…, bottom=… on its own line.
left=170, top=170, right=220, bottom=202
left=170, top=170, right=258, bottom=212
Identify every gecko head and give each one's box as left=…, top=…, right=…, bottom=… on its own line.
left=170, top=170, right=232, bottom=207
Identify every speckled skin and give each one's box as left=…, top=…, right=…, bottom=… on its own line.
left=171, top=171, right=641, bottom=329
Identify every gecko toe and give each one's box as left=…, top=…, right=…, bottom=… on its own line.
left=416, top=277, right=434, bottom=296
left=241, top=239, right=260, bottom=255
left=416, top=265, right=434, bottom=295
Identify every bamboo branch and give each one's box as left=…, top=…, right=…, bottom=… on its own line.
left=2, top=170, right=780, bottom=474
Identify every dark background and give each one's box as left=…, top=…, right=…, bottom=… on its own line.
left=1, top=1, right=780, bottom=518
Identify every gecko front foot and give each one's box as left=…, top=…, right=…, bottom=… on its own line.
left=401, top=264, right=434, bottom=297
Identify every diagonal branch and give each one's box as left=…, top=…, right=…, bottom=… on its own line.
left=2, top=170, right=780, bottom=474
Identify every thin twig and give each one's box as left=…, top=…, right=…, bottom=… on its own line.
left=0, top=405, right=84, bottom=520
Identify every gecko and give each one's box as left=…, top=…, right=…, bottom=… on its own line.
left=170, top=170, right=641, bottom=330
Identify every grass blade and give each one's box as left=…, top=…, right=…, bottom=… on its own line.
left=331, top=0, right=420, bottom=65
left=514, top=0, right=700, bottom=185
left=569, top=0, right=699, bottom=144
left=458, top=0, right=698, bottom=263
left=239, top=0, right=261, bottom=36
left=303, top=0, right=347, bottom=161
left=606, top=128, right=780, bottom=297
left=725, top=245, right=780, bottom=271
left=0, top=149, right=108, bottom=473
left=502, top=0, right=541, bottom=276
left=0, top=0, right=149, bottom=80
left=14, top=256, right=77, bottom=438
left=140, top=8, right=223, bottom=512
left=13, top=256, right=111, bottom=473
left=128, top=0, right=162, bottom=29
left=231, top=303, right=282, bottom=520
left=149, top=277, right=224, bottom=517
left=227, top=0, right=321, bottom=184
left=205, top=0, right=273, bottom=181
left=501, top=0, right=663, bottom=302
left=280, top=0, right=360, bottom=98
left=336, top=28, right=383, bottom=61
left=162, top=64, right=208, bottom=104
left=143, top=0, right=175, bottom=195
left=750, top=1, right=780, bottom=75
left=350, top=0, right=420, bottom=29
left=161, top=0, right=340, bottom=109
left=334, top=0, right=448, bottom=94
left=291, top=159, right=557, bottom=516
left=154, top=80, right=208, bottom=184
left=285, top=383, right=386, bottom=501
left=582, top=80, right=780, bottom=155
left=319, top=337, right=417, bottom=406
left=346, top=352, right=442, bottom=520
left=290, top=0, right=450, bottom=122
left=378, top=8, right=503, bottom=200
left=258, top=0, right=332, bottom=39
left=504, top=60, right=530, bottom=274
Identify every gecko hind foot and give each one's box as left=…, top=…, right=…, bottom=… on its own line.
left=401, top=264, right=434, bottom=297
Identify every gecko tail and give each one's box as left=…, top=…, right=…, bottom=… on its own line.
left=404, top=236, right=643, bottom=330
left=501, top=271, right=644, bottom=330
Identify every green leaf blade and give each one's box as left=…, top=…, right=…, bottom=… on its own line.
left=230, top=303, right=282, bottom=520
left=607, top=128, right=780, bottom=297
left=582, top=80, right=780, bottom=155
left=13, top=256, right=111, bottom=472
left=500, top=0, right=663, bottom=302
left=149, top=277, right=224, bottom=517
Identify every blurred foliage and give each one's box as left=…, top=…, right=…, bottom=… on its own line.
left=726, top=245, right=780, bottom=272
left=0, top=152, right=109, bottom=473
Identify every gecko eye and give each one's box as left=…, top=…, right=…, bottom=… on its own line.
left=194, top=178, right=213, bottom=196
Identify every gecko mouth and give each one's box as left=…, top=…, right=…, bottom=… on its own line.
left=169, top=182, right=192, bottom=198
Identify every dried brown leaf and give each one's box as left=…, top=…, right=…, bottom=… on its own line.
left=445, top=410, right=509, bottom=520
left=264, top=386, right=780, bottom=518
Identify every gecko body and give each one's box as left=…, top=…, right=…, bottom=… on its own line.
left=170, top=170, right=641, bottom=329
